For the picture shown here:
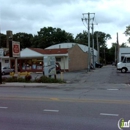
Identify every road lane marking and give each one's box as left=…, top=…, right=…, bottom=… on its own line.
left=50, top=98, right=59, bottom=101
left=43, top=109, right=59, bottom=112
left=1, top=96, right=130, bottom=105
left=0, top=107, right=8, bottom=109
left=107, top=89, right=119, bottom=90
left=100, top=113, right=119, bottom=116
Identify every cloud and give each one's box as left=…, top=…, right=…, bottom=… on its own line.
left=0, top=0, right=130, bottom=48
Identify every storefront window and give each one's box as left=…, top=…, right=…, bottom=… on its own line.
left=37, top=60, right=43, bottom=70
left=19, top=58, right=43, bottom=71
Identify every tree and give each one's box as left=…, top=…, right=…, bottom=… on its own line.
left=13, top=33, right=33, bottom=49
left=94, top=31, right=111, bottom=64
left=107, top=43, right=117, bottom=63
left=75, top=31, right=111, bottom=64
left=124, top=25, right=130, bottom=43
left=75, top=31, right=88, bottom=45
left=0, top=33, right=6, bottom=48
left=32, top=27, right=74, bottom=48
left=120, top=43, right=128, bottom=47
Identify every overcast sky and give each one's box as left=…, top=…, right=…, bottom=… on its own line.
left=0, top=0, right=130, bottom=48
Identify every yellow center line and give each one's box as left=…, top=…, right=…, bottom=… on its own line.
left=0, top=96, right=130, bottom=105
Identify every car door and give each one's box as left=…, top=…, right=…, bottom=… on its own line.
left=126, top=57, right=130, bottom=71
left=3, top=67, right=7, bottom=74
left=6, top=67, right=10, bottom=74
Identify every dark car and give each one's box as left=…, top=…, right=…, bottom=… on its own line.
left=95, top=62, right=103, bottom=68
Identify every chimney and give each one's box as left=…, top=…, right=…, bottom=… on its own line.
left=6, top=30, right=13, bottom=48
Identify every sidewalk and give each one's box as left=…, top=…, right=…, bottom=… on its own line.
left=0, top=82, right=63, bottom=88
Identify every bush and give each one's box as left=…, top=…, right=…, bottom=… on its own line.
left=17, top=77, right=26, bottom=82
left=3, top=76, right=17, bottom=82
left=25, top=75, right=32, bottom=82
left=2, top=75, right=65, bottom=83
left=34, top=76, right=65, bottom=83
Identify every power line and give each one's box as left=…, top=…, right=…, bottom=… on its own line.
left=82, top=12, right=95, bottom=72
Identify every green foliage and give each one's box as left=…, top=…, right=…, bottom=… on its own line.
left=32, top=27, right=74, bottom=48
left=0, top=33, right=6, bottom=48
left=75, top=31, right=88, bottom=45
left=2, top=76, right=18, bottom=82
left=75, top=31, right=111, bottom=49
left=13, top=32, right=33, bottom=48
left=2, top=75, right=31, bottom=82
left=120, top=43, right=128, bottom=47
left=17, top=77, right=26, bottom=82
left=124, top=25, right=130, bottom=36
left=34, top=76, right=65, bottom=83
left=124, top=25, right=130, bottom=43
left=2, top=75, right=65, bottom=83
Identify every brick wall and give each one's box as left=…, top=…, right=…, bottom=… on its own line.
left=68, top=44, right=88, bottom=71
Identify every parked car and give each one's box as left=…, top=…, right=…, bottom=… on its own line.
left=95, top=62, right=103, bottom=68
left=2, top=67, right=14, bottom=75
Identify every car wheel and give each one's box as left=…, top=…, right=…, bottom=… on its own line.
left=121, top=68, right=127, bottom=73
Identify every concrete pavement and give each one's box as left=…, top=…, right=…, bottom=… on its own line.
left=0, top=65, right=129, bottom=88
left=0, top=82, right=63, bottom=88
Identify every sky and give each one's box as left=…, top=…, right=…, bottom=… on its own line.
left=0, top=0, right=130, bottom=48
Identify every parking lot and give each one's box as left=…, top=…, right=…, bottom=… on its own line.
left=2, top=65, right=130, bottom=85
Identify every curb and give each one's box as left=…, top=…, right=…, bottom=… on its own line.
left=0, top=82, right=64, bottom=88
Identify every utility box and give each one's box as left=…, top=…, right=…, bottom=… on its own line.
left=43, top=56, right=56, bottom=77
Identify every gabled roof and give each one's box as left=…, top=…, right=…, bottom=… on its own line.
left=30, top=48, right=68, bottom=54
left=21, top=48, right=43, bottom=57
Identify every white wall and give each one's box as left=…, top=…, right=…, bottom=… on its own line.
left=56, top=56, right=68, bottom=71
left=119, top=48, right=130, bottom=62
left=2, top=59, right=10, bottom=68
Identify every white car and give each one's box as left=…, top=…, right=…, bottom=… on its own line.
left=2, top=67, right=14, bottom=75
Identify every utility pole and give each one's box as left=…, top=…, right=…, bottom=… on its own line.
left=96, top=33, right=100, bottom=63
left=0, top=24, right=2, bottom=84
left=115, top=45, right=116, bottom=64
left=91, top=23, right=95, bottom=68
left=82, top=12, right=95, bottom=71
left=104, top=46, right=106, bottom=65
left=117, top=32, right=119, bottom=64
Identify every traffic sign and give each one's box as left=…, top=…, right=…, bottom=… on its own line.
left=12, top=41, right=20, bottom=57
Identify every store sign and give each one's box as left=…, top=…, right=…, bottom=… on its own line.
left=44, top=56, right=56, bottom=76
left=12, top=41, right=20, bottom=57
left=0, top=49, right=3, bottom=57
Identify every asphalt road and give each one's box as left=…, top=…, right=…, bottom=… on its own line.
left=1, top=65, right=130, bottom=130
